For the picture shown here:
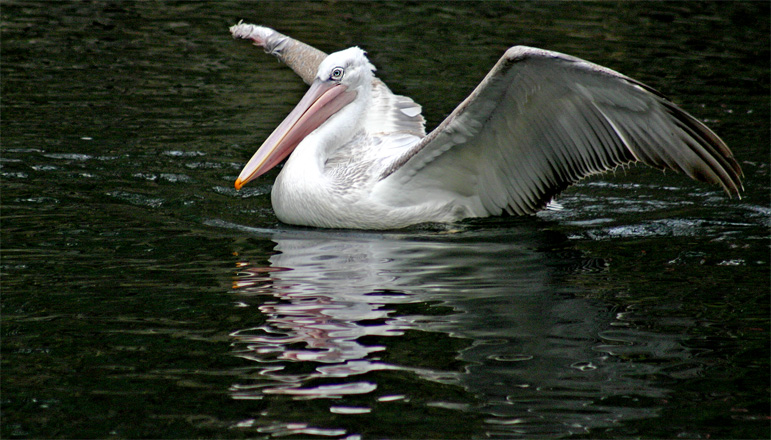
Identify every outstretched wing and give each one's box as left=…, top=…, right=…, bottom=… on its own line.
left=378, top=46, right=742, bottom=216
left=230, top=22, right=427, bottom=142
left=230, top=22, right=327, bottom=85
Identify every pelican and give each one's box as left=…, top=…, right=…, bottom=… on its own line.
left=230, top=23, right=742, bottom=230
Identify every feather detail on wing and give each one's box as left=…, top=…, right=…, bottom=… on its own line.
left=365, top=80, right=426, bottom=138
left=379, top=46, right=743, bottom=216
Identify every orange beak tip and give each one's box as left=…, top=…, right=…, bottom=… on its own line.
left=234, top=178, right=244, bottom=191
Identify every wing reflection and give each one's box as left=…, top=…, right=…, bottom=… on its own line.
left=228, top=225, right=686, bottom=435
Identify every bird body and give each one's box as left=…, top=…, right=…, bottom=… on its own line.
left=230, top=23, right=742, bottom=230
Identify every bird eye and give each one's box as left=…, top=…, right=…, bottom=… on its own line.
left=330, top=67, right=344, bottom=81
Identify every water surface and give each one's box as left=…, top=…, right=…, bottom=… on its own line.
left=2, top=2, right=769, bottom=439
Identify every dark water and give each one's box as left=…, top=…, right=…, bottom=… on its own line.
left=2, top=1, right=769, bottom=438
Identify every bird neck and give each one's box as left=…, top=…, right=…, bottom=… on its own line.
left=292, top=81, right=372, bottom=172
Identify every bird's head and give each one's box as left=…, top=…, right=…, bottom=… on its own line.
left=235, top=47, right=374, bottom=190
left=316, top=47, right=376, bottom=90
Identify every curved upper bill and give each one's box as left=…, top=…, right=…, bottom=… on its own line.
left=235, top=80, right=356, bottom=190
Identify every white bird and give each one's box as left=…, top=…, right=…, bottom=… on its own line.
left=230, top=23, right=742, bottom=230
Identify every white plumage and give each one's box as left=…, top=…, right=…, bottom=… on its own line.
left=231, top=23, right=742, bottom=230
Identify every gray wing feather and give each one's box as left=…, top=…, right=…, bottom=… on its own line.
left=231, top=22, right=327, bottom=85
left=381, top=46, right=742, bottom=216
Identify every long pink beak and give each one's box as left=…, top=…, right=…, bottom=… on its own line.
left=235, top=80, right=357, bottom=190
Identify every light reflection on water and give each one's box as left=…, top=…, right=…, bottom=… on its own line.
left=225, top=227, right=694, bottom=437
left=2, top=1, right=768, bottom=438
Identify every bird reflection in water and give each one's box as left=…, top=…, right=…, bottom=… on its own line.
left=229, top=236, right=469, bottom=400
left=224, top=226, right=700, bottom=436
